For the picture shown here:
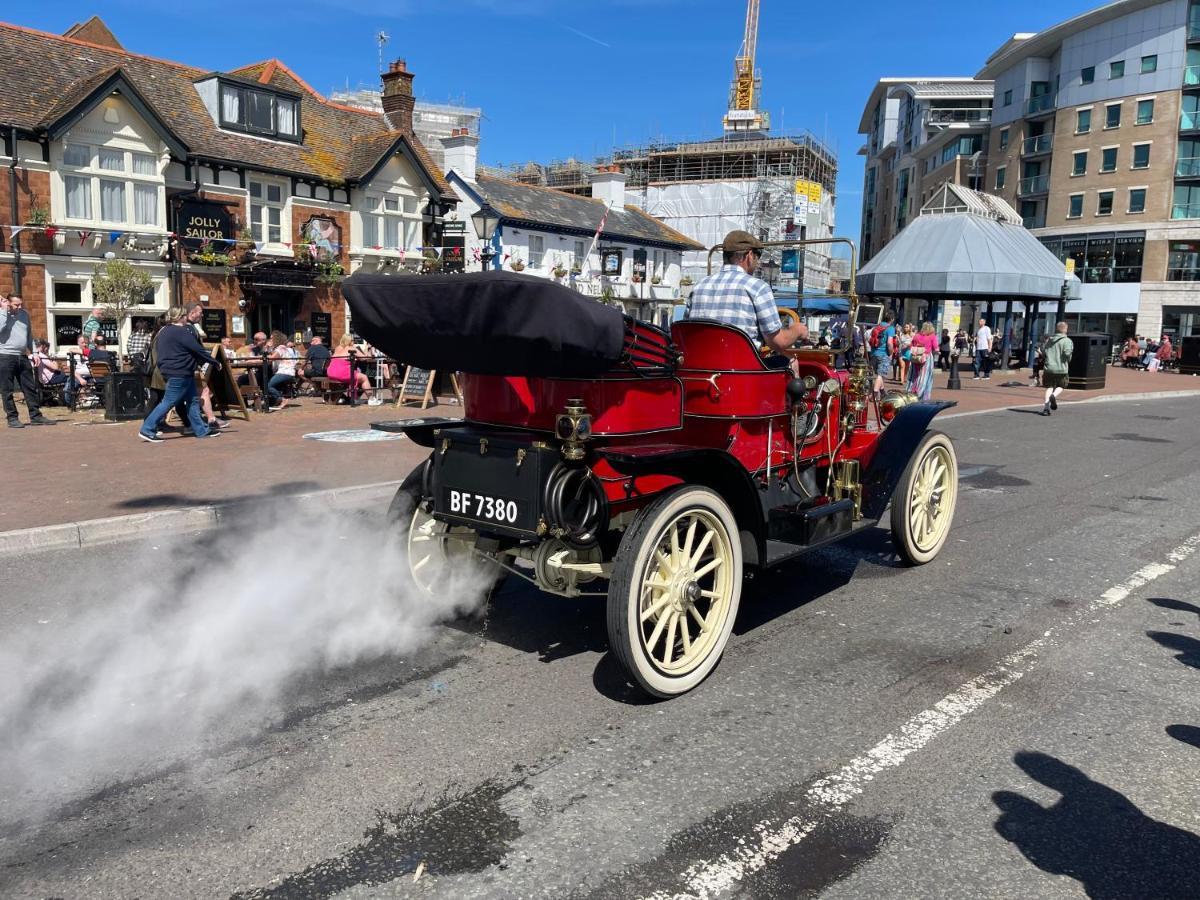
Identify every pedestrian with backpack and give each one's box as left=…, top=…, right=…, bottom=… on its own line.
left=869, top=310, right=897, bottom=396
left=1040, top=322, right=1073, bottom=417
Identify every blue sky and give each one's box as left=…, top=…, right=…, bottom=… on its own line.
left=17, top=0, right=1102, bottom=246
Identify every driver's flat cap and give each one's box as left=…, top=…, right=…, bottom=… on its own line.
left=721, top=229, right=763, bottom=252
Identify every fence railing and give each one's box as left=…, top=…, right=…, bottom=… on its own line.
left=1021, top=134, right=1054, bottom=155
left=1018, top=174, right=1050, bottom=195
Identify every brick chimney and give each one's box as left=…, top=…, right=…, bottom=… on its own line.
left=442, top=127, right=479, bottom=182
left=381, top=59, right=415, bottom=133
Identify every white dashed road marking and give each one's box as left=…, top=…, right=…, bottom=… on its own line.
left=641, top=532, right=1200, bottom=900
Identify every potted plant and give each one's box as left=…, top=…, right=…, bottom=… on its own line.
left=421, top=249, right=442, bottom=274
left=26, top=204, right=49, bottom=227
left=651, top=275, right=662, bottom=285
left=190, top=241, right=233, bottom=269
left=679, top=275, right=694, bottom=287
left=315, top=259, right=344, bottom=285
left=235, top=227, right=256, bottom=262
left=552, top=262, right=569, bottom=278
left=631, top=273, right=644, bottom=284
left=510, top=255, right=526, bottom=272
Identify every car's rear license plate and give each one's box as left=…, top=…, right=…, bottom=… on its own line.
left=441, top=488, right=523, bottom=527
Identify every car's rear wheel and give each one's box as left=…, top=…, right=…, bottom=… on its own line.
left=390, top=462, right=483, bottom=600
left=890, top=430, right=958, bottom=565
left=607, top=486, right=742, bottom=698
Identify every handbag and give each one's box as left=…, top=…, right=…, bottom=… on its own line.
left=909, top=345, right=926, bottom=364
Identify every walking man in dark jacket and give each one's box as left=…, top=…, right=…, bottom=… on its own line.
left=1040, top=322, right=1074, bottom=417
left=1, top=294, right=56, bottom=428
left=138, top=304, right=220, bottom=442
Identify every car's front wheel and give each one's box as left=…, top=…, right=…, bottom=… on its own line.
left=890, top=430, right=958, bottom=565
left=607, top=486, right=742, bottom=698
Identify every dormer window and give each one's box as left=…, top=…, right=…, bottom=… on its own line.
left=219, top=82, right=299, bottom=140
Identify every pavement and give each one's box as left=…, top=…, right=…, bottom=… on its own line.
left=1, top=396, right=1198, bottom=899
left=1, top=364, right=1196, bottom=550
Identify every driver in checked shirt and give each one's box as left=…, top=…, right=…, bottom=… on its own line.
left=684, top=230, right=808, bottom=365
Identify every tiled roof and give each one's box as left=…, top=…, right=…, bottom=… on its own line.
left=470, top=174, right=703, bottom=250
left=0, top=20, right=454, bottom=198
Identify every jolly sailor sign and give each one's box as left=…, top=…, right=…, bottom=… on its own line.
left=176, top=200, right=235, bottom=251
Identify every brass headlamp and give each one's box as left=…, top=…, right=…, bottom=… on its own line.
left=555, top=398, right=593, bottom=461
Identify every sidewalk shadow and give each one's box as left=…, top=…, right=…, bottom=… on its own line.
left=116, top=480, right=322, bottom=511
left=1166, top=724, right=1200, bottom=751
left=1146, top=631, right=1200, bottom=669
left=1149, top=597, right=1200, bottom=620
left=992, top=750, right=1200, bottom=899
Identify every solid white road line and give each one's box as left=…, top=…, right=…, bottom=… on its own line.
left=641, top=531, right=1200, bottom=900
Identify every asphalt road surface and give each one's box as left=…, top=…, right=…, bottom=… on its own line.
left=3, top=396, right=1199, bottom=899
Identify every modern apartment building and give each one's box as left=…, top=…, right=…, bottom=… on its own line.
left=980, top=0, right=1200, bottom=339
left=857, top=79, right=994, bottom=263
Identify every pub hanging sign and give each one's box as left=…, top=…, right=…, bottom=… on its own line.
left=176, top=199, right=235, bottom=251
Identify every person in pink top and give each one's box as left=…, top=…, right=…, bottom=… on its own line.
left=908, top=322, right=940, bottom=401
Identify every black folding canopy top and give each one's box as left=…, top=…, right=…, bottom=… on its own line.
left=342, top=271, right=627, bottom=377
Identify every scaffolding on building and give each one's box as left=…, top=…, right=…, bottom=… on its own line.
left=482, top=132, right=838, bottom=291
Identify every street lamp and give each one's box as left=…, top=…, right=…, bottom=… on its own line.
left=471, top=205, right=500, bottom=272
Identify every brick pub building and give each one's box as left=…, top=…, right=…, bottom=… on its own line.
left=0, top=16, right=456, bottom=353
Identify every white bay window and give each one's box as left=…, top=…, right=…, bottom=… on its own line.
left=361, top=192, right=422, bottom=251
left=248, top=178, right=285, bottom=244
left=59, top=142, right=163, bottom=228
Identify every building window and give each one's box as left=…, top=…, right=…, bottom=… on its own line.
left=999, top=128, right=1009, bottom=150
left=1071, top=151, right=1087, bottom=176
left=1105, top=103, right=1121, bottom=128
left=1174, top=183, right=1200, bottom=218
left=1184, top=93, right=1200, bottom=130
left=528, top=234, right=545, bottom=268
left=1003, top=89, right=1012, bottom=106
left=1076, top=108, right=1092, bottom=133
left=1141, top=54, right=1158, bottom=74
left=1101, top=147, right=1118, bottom=172
left=1097, top=191, right=1114, bottom=215
left=1081, top=66, right=1095, bottom=84
left=1132, top=143, right=1151, bottom=169
left=1110, top=60, right=1125, bottom=78
left=360, top=193, right=420, bottom=250
left=574, top=240, right=585, bottom=266
left=1168, top=240, right=1200, bottom=279
left=1136, top=98, right=1155, bottom=124
left=218, top=81, right=300, bottom=142
left=995, top=166, right=1006, bottom=189
left=248, top=178, right=285, bottom=244
left=1129, top=188, right=1147, bottom=213
left=58, top=142, right=162, bottom=227
left=1067, top=194, right=1084, bottom=218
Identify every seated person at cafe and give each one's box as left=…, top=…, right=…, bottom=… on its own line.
left=32, top=340, right=70, bottom=398
left=75, top=334, right=91, bottom=359
left=304, top=335, right=331, bottom=378
left=236, top=331, right=270, bottom=386
left=87, top=333, right=118, bottom=371
left=63, top=348, right=93, bottom=407
left=266, top=331, right=297, bottom=410
left=327, top=334, right=374, bottom=399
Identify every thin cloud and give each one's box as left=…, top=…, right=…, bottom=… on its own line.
left=563, top=25, right=612, bottom=48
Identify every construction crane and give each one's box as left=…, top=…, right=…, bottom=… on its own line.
left=723, top=0, right=769, bottom=133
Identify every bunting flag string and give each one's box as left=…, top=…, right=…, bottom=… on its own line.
left=78, top=230, right=91, bottom=246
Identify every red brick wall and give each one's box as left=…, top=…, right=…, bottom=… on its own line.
left=0, top=166, right=51, bottom=234
left=291, top=204, right=350, bottom=268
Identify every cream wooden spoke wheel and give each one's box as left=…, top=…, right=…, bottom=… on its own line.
left=608, top=486, right=742, bottom=697
left=890, top=430, right=958, bottom=565
left=390, top=464, right=482, bottom=600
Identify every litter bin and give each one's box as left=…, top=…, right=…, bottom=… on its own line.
left=1066, top=333, right=1111, bottom=390
left=1180, top=335, right=1200, bottom=376
left=104, top=372, right=147, bottom=421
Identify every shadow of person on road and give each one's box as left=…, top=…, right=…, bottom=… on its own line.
left=992, top=751, right=1200, bottom=899
left=117, top=480, right=323, bottom=511
left=1146, top=631, right=1200, bottom=669
left=1166, top=724, right=1200, bottom=751
left=1148, top=597, right=1200, bottom=620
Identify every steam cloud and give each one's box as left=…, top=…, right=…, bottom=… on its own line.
left=0, top=501, right=492, bottom=829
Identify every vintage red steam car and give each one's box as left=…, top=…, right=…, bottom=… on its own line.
left=344, top=247, right=957, bottom=698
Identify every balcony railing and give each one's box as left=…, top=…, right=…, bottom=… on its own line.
left=1182, top=111, right=1200, bottom=130
left=1022, top=215, right=1046, bottom=229
left=1171, top=203, right=1200, bottom=219
left=1018, top=174, right=1050, bottom=195
left=1177, top=156, right=1200, bottom=177
left=925, top=107, right=993, bottom=125
left=1025, top=94, right=1055, bottom=115
left=1167, top=266, right=1200, bottom=280
left=1021, top=134, right=1054, bottom=155
left=1187, top=65, right=1200, bottom=86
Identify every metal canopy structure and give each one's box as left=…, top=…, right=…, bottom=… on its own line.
left=856, top=211, right=1082, bottom=300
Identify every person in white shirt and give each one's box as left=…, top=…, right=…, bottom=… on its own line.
left=267, top=331, right=298, bottom=410
left=973, top=318, right=994, bottom=380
